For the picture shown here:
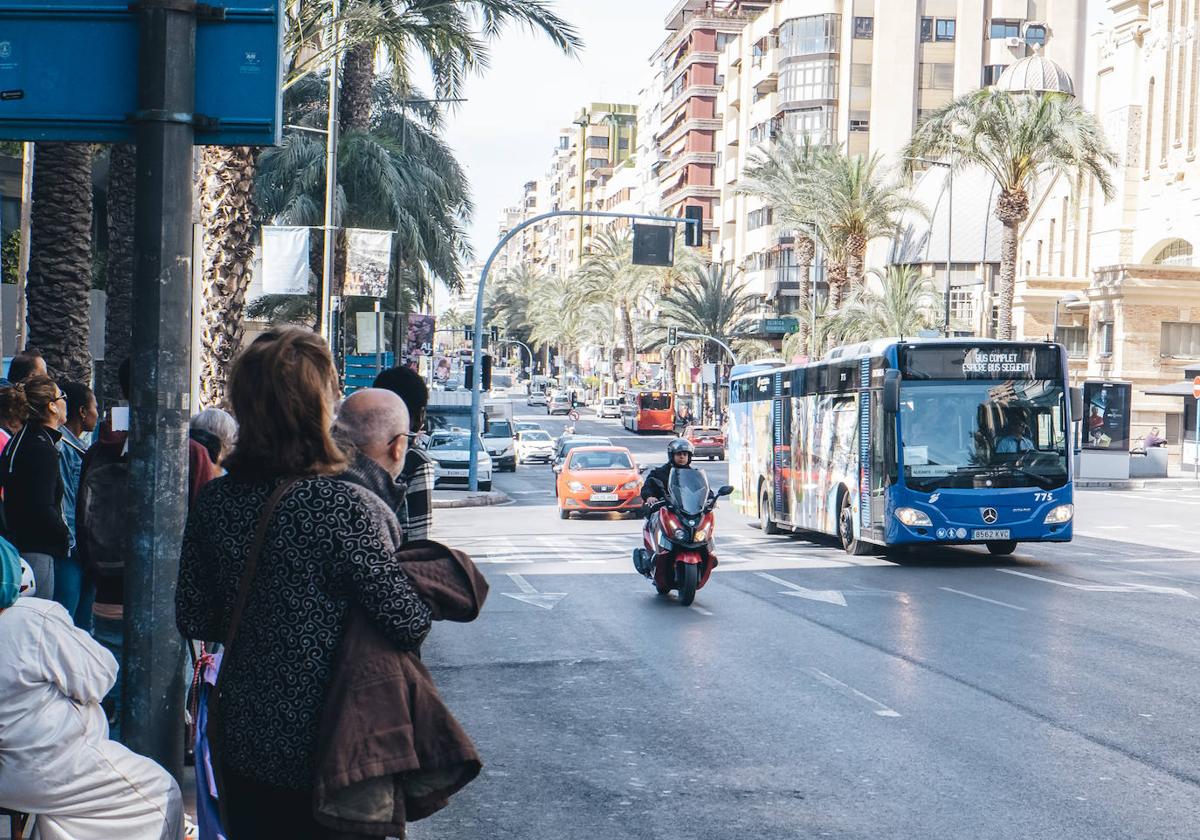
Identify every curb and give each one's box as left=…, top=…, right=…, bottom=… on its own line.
left=1077, top=477, right=1198, bottom=490
left=432, top=490, right=512, bottom=509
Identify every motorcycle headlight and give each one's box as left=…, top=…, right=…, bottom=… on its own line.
left=567, top=481, right=586, bottom=492
left=695, top=525, right=711, bottom=541
left=673, top=528, right=688, bottom=541
left=895, top=507, right=933, bottom=527
left=1044, top=504, right=1074, bottom=524
left=621, top=480, right=640, bottom=490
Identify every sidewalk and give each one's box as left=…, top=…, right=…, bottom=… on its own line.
left=432, top=489, right=511, bottom=509
left=1076, top=474, right=1199, bottom=490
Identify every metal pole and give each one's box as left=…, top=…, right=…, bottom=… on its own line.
left=1194, top=395, right=1198, bottom=484
left=124, top=0, right=196, bottom=779
left=1052, top=299, right=1060, bottom=342
left=374, top=299, right=383, bottom=374
left=468, top=209, right=698, bottom=490
left=15, top=142, right=33, bottom=351
left=318, top=0, right=340, bottom=342
left=944, top=166, right=952, bottom=335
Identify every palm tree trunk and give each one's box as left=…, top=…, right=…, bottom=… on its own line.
left=27, top=142, right=93, bottom=383
left=994, top=190, right=1028, bottom=342
left=340, top=43, right=374, bottom=132
left=846, top=234, right=867, bottom=296
left=619, top=303, right=636, bottom=385
left=102, top=143, right=135, bottom=407
left=827, top=260, right=848, bottom=312
left=795, top=235, right=815, bottom=351
left=198, top=146, right=258, bottom=408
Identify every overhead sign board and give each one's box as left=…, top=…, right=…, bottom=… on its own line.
left=0, top=1, right=282, bottom=145
left=757, top=317, right=799, bottom=335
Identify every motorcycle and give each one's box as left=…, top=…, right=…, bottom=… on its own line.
left=633, top=468, right=733, bottom=606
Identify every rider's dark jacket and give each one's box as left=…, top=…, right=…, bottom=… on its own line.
left=640, top=461, right=692, bottom=502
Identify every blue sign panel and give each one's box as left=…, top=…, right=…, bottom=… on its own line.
left=0, top=1, right=282, bottom=145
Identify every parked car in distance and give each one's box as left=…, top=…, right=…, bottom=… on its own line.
left=482, top=419, right=517, bottom=472
left=683, top=426, right=726, bottom=460
left=597, top=397, right=622, bottom=419
left=548, top=391, right=572, bottom=415
left=527, top=390, right=548, bottom=407
left=427, top=430, right=493, bottom=491
left=556, top=446, right=644, bottom=519
left=516, top=429, right=555, bottom=464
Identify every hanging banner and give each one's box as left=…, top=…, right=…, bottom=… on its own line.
left=261, top=226, right=310, bottom=295
left=342, top=228, right=392, bottom=298
left=355, top=311, right=383, bottom=355
left=403, top=314, right=436, bottom=371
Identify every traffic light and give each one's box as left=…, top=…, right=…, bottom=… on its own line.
left=463, top=355, right=493, bottom=390
left=667, top=326, right=678, bottom=346
left=463, top=326, right=472, bottom=341
left=490, top=325, right=499, bottom=343
left=683, top=205, right=703, bottom=247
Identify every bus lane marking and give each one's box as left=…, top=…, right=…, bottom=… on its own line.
left=754, top=572, right=847, bottom=606
left=805, top=667, right=901, bottom=718
left=939, top=587, right=1027, bottom=611
left=997, top=569, right=1196, bottom=598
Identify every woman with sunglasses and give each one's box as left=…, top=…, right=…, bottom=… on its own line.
left=0, top=375, right=70, bottom=602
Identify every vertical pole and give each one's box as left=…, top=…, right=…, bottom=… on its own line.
left=944, top=166, right=953, bottom=336
left=1194, top=396, right=1198, bottom=484
left=125, top=0, right=195, bottom=779
left=1052, top=300, right=1060, bottom=343
left=15, top=142, right=33, bottom=351
left=374, top=299, right=383, bottom=374
left=318, top=0, right=340, bottom=342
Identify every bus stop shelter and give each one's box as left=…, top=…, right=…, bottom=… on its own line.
left=1143, top=365, right=1200, bottom=473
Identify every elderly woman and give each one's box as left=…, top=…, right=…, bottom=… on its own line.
left=176, top=327, right=432, bottom=838
left=189, top=407, right=238, bottom=472
left=0, top=539, right=183, bottom=840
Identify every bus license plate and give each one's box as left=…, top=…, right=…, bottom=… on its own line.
left=973, top=529, right=1010, bottom=541
left=590, top=493, right=618, bottom=502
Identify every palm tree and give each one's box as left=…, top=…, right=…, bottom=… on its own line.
left=905, top=88, right=1116, bottom=339
left=26, top=142, right=93, bottom=383
left=655, top=264, right=759, bottom=364
left=101, top=144, right=136, bottom=407
left=840, top=265, right=938, bottom=341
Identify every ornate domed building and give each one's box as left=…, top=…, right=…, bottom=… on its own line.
left=995, top=52, right=1077, bottom=97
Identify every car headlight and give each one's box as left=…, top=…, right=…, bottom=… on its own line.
left=895, top=507, right=933, bottom=527
left=673, top=528, right=688, bottom=541
left=567, top=481, right=586, bottom=492
left=1044, top=504, right=1073, bottom=524
left=621, top=480, right=640, bottom=490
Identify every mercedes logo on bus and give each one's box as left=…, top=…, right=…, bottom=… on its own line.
left=981, top=508, right=999, bottom=525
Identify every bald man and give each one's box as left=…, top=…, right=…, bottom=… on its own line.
left=335, top=388, right=413, bottom=526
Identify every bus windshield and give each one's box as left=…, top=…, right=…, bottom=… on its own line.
left=900, top=379, right=1068, bottom=491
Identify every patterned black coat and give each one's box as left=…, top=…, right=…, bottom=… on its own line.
left=176, top=475, right=432, bottom=789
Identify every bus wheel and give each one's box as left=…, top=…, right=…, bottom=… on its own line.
left=839, top=493, right=873, bottom=556
left=759, top=491, right=781, bottom=535
left=986, top=540, right=1017, bottom=556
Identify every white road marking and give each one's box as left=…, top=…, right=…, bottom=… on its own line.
left=508, top=573, right=536, bottom=594
left=692, top=606, right=714, bottom=616
left=502, top=572, right=568, bottom=610
left=939, top=587, right=1027, bottom=611
left=805, top=668, right=901, bottom=718
left=755, top=572, right=847, bottom=607
left=997, top=568, right=1196, bottom=597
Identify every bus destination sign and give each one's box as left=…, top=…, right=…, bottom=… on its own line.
left=900, top=345, right=1060, bottom=381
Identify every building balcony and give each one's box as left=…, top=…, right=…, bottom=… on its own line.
left=663, top=82, right=723, bottom=119
left=671, top=49, right=721, bottom=74
left=753, top=71, right=779, bottom=96
left=661, top=150, right=719, bottom=180
left=661, top=180, right=721, bottom=203
left=657, top=114, right=723, bottom=148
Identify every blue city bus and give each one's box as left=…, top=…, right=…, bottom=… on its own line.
left=726, top=339, right=1077, bottom=556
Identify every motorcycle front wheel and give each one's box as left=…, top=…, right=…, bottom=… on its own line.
left=677, top=563, right=699, bottom=606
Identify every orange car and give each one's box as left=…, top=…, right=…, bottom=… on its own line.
left=556, top=446, right=644, bottom=519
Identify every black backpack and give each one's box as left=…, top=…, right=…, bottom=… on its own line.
left=78, top=457, right=132, bottom=577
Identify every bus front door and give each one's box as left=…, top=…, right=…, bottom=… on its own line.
left=773, top=397, right=792, bottom=524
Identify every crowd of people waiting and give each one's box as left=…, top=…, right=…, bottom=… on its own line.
left=0, top=329, right=473, bottom=840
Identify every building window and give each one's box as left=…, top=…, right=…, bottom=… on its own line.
left=1099, top=321, right=1114, bottom=355
left=716, top=32, right=735, bottom=52
left=617, top=137, right=629, bottom=150
left=584, top=157, right=607, bottom=170
left=920, top=17, right=933, bottom=42
left=989, top=19, right=1021, bottom=39
left=854, top=17, right=873, bottom=39
left=1024, top=24, right=1046, bottom=47
left=747, top=208, right=774, bottom=230
left=752, top=37, right=769, bottom=67
left=919, top=62, right=955, bottom=89
left=850, top=63, right=872, bottom=87
left=1056, top=325, right=1088, bottom=358
left=586, top=135, right=609, bottom=148
left=1152, top=238, right=1194, bottom=266
left=982, top=64, right=1009, bottom=86
left=1161, top=321, right=1200, bottom=357
left=949, top=289, right=974, bottom=323
left=849, top=113, right=869, bottom=132
left=781, top=106, right=837, bottom=145
left=779, top=58, right=839, bottom=103
left=779, top=14, right=841, bottom=58
left=936, top=19, right=956, bottom=41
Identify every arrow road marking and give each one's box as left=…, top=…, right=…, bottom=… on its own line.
left=805, top=668, right=901, bottom=718
left=502, top=573, right=567, bottom=610
left=997, top=569, right=1196, bottom=598
left=755, top=572, right=847, bottom=607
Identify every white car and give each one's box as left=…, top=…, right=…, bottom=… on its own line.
left=597, top=397, right=622, bottom=419
left=483, top=419, right=517, bottom=472
left=527, top=391, right=548, bottom=407
left=516, top=429, right=556, bottom=464
left=427, top=431, right=493, bottom=491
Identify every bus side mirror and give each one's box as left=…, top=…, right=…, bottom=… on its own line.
left=1069, top=387, right=1084, bottom=422
left=883, top=369, right=901, bottom=414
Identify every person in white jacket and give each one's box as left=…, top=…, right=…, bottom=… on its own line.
left=0, top=543, right=183, bottom=840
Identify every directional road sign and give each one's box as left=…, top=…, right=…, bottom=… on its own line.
left=1193, top=376, right=1200, bottom=399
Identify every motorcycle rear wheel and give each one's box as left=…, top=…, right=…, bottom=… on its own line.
left=677, top=563, right=699, bottom=606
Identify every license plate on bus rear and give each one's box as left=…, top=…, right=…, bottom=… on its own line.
left=590, top=493, right=618, bottom=502
left=972, top=529, right=1010, bottom=541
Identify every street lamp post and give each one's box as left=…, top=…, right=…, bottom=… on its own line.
left=907, top=157, right=953, bottom=335
left=676, top=330, right=737, bottom=425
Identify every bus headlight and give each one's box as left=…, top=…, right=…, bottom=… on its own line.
left=895, top=507, right=932, bottom=527
left=1043, top=504, right=1074, bottom=524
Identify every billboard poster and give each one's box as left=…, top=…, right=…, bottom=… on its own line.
left=403, top=314, right=435, bottom=371
left=342, top=229, right=393, bottom=298
left=433, top=355, right=453, bottom=384
left=1083, top=381, right=1132, bottom=451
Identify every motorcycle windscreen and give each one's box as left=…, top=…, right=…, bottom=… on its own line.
left=668, top=468, right=710, bottom=516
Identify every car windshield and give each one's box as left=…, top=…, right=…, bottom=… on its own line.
left=558, top=438, right=609, bottom=457
left=485, top=421, right=513, bottom=438
left=900, top=380, right=1069, bottom=491
left=570, top=450, right=633, bottom=471
left=691, top=428, right=720, bottom=439
left=521, top=430, right=551, bottom=442
left=429, top=433, right=473, bottom=450
left=668, top=468, right=710, bottom=516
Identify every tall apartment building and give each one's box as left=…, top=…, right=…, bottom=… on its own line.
left=714, top=0, right=1087, bottom=320
left=650, top=1, right=773, bottom=242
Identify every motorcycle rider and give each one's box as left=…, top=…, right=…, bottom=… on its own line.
left=641, top=438, right=695, bottom=506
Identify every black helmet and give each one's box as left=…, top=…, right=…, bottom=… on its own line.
left=667, top=438, right=694, bottom=460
